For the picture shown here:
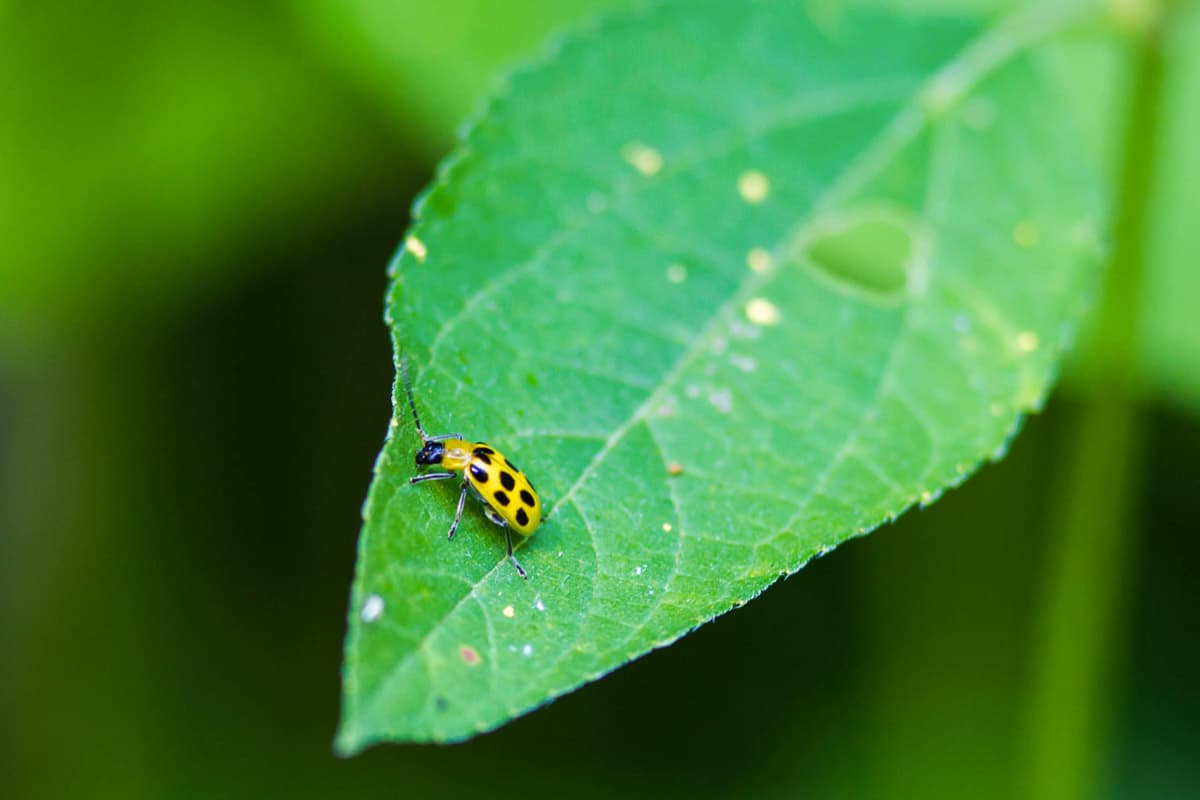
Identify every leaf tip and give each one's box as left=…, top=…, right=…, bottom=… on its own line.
left=333, top=721, right=366, bottom=759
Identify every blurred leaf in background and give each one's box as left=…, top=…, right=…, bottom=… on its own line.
left=291, top=0, right=633, bottom=153
left=0, top=2, right=417, bottom=351
left=0, top=1, right=413, bottom=797
left=1136, top=6, right=1200, bottom=410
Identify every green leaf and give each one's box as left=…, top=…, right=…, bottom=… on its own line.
left=339, top=0, right=1104, bottom=750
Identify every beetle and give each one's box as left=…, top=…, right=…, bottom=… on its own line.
left=401, top=356, right=541, bottom=578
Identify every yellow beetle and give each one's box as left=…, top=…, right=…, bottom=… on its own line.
left=402, top=357, right=541, bottom=578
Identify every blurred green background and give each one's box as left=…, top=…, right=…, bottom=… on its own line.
left=2, top=1, right=1197, bottom=798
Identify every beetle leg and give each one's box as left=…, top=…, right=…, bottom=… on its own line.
left=410, top=471, right=456, bottom=485
left=445, top=478, right=469, bottom=540
left=505, top=527, right=527, bottom=580
left=426, top=433, right=464, bottom=442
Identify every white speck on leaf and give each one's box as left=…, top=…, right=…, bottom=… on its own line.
left=709, top=388, right=733, bottom=414
left=522, top=643, right=534, bottom=657
left=621, top=142, right=663, bottom=176
left=361, top=594, right=384, bottom=623
left=729, top=353, right=757, bottom=373
left=661, top=523, right=672, bottom=532
left=1016, top=331, right=1039, bottom=352
left=502, top=605, right=515, bottom=619
left=534, top=597, right=545, bottom=612
left=405, top=235, right=428, bottom=263
left=745, top=298, right=781, bottom=326
left=729, top=318, right=762, bottom=340
left=738, top=170, right=770, bottom=203
left=666, top=263, right=687, bottom=283
left=746, top=247, right=772, bottom=273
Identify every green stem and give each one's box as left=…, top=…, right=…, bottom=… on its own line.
left=1021, top=9, right=1168, bottom=800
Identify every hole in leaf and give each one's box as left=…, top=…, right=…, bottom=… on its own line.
left=803, top=209, right=915, bottom=299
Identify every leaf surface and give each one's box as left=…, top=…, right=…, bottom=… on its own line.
left=339, top=0, right=1103, bottom=750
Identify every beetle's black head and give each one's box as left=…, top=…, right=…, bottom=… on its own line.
left=415, top=440, right=446, bottom=468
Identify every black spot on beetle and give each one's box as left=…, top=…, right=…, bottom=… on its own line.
left=500, top=471, right=516, bottom=491
left=519, top=489, right=535, bottom=507
left=469, top=463, right=488, bottom=483
left=475, top=452, right=492, bottom=465
left=515, top=508, right=529, bottom=527
left=493, top=490, right=510, bottom=507
left=474, top=445, right=495, bottom=456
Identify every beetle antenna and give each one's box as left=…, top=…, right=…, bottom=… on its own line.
left=400, top=356, right=430, bottom=442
